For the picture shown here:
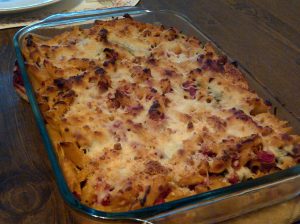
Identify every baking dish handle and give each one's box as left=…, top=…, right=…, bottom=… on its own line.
left=36, top=6, right=149, bottom=24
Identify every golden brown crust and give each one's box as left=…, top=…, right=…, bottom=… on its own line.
left=21, top=17, right=300, bottom=212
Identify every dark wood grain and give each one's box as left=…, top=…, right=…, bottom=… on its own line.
left=0, top=1, right=299, bottom=223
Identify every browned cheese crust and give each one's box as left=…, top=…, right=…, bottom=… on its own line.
left=21, top=17, right=300, bottom=212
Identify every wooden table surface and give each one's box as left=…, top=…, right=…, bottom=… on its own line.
left=0, top=0, right=299, bottom=223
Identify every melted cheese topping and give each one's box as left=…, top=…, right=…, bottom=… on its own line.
left=22, top=17, right=300, bottom=212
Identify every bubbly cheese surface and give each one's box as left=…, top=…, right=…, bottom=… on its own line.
left=22, top=16, right=300, bottom=212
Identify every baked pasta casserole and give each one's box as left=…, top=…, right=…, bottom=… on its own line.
left=21, top=15, right=300, bottom=212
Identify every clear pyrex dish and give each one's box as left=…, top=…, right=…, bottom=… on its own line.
left=13, top=7, right=300, bottom=224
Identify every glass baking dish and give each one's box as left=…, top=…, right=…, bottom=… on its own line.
left=13, top=7, right=300, bottom=224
